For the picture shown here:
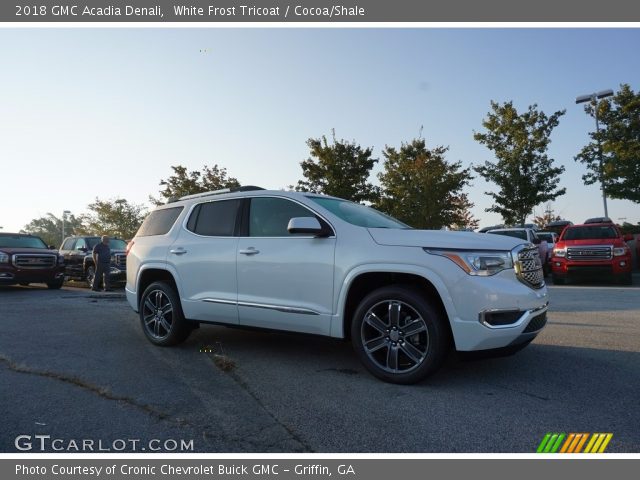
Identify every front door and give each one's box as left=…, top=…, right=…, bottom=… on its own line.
left=236, top=197, right=336, bottom=336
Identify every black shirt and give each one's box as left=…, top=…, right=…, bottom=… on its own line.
left=93, top=243, right=111, bottom=264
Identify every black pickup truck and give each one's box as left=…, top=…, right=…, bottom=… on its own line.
left=59, top=236, right=127, bottom=288
left=0, top=233, right=65, bottom=288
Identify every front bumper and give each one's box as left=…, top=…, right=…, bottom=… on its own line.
left=0, top=267, right=65, bottom=285
left=447, top=269, right=549, bottom=351
left=551, top=256, right=632, bottom=278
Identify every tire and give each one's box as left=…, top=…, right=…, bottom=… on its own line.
left=85, top=265, right=96, bottom=289
left=552, top=274, right=565, bottom=285
left=618, top=272, right=633, bottom=286
left=351, top=285, right=450, bottom=384
left=47, top=279, right=64, bottom=289
left=139, top=281, right=192, bottom=346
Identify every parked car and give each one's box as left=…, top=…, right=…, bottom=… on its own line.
left=551, top=221, right=632, bottom=285
left=125, top=187, right=548, bottom=384
left=0, top=233, right=65, bottom=288
left=486, top=228, right=550, bottom=275
left=59, top=236, right=127, bottom=288
left=477, top=224, right=504, bottom=233
left=546, top=220, right=573, bottom=237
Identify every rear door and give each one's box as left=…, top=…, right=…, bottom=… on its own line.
left=236, top=196, right=336, bottom=335
left=168, top=198, right=242, bottom=324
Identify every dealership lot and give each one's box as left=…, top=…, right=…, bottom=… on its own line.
left=1, top=278, right=639, bottom=453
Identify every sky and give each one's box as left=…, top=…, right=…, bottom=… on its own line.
left=0, top=27, right=639, bottom=233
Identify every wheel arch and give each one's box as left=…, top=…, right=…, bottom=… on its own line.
left=136, top=266, right=181, bottom=309
left=334, top=265, right=456, bottom=343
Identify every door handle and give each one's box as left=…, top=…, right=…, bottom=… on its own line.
left=169, top=248, right=187, bottom=255
left=239, top=248, right=260, bottom=255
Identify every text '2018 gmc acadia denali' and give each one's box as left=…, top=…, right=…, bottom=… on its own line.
left=125, top=188, right=549, bottom=384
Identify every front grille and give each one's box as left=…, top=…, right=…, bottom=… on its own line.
left=515, top=245, right=545, bottom=289
left=567, top=245, right=612, bottom=261
left=113, top=253, right=126, bottom=269
left=13, top=254, right=56, bottom=269
left=523, top=312, right=547, bottom=333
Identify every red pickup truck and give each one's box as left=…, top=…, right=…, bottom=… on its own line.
left=550, top=221, right=632, bottom=285
left=0, top=233, right=65, bottom=288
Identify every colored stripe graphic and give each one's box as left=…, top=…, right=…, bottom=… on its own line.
left=538, top=433, right=612, bottom=453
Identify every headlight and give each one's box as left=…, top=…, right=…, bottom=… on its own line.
left=425, top=249, right=513, bottom=276
left=0, top=251, right=9, bottom=264
left=613, top=247, right=628, bottom=257
left=553, top=247, right=566, bottom=257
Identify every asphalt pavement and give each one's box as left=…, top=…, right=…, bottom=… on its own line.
left=1, top=276, right=639, bottom=453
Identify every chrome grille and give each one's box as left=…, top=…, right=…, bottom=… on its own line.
left=514, top=245, right=545, bottom=289
left=566, top=245, right=612, bottom=261
left=113, top=253, right=126, bottom=269
left=13, top=254, right=56, bottom=269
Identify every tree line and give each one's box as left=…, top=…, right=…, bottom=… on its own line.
left=21, top=83, right=640, bottom=242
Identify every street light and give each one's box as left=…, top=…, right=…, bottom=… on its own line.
left=61, top=210, right=71, bottom=245
left=576, top=89, right=614, bottom=218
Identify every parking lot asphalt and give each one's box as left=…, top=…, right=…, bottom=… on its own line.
left=1, top=276, right=639, bottom=453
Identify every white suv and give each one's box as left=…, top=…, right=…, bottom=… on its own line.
left=126, top=188, right=548, bottom=384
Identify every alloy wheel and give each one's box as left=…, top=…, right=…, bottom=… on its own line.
left=142, top=289, right=175, bottom=340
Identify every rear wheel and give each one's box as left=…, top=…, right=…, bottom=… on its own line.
left=351, top=285, right=450, bottom=384
left=139, top=281, right=192, bottom=346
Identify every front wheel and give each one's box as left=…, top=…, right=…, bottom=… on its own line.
left=47, top=278, right=64, bottom=289
left=552, top=274, right=565, bottom=285
left=139, top=281, right=192, bottom=346
left=351, top=286, right=450, bottom=384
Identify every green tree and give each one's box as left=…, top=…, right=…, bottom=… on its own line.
left=152, top=164, right=240, bottom=205
left=376, top=138, right=473, bottom=230
left=531, top=204, right=562, bottom=229
left=449, top=193, right=480, bottom=231
left=83, top=198, right=146, bottom=240
left=21, top=213, right=86, bottom=248
left=474, top=101, right=566, bottom=226
left=295, top=130, right=379, bottom=203
left=575, top=84, right=640, bottom=203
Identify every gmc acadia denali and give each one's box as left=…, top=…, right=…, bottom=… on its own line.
left=126, top=188, right=549, bottom=384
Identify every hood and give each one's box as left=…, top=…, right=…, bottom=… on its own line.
left=559, top=238, right=621, bottom=246
left=368, top=228, right=526, bottom=251
left=0, top=247, right=58, bottom=255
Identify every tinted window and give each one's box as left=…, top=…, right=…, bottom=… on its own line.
left=249, top=198, right=317, bottom=237
left=488, top=230, right=528, bottom=240
left=563, top=226, right=619, bottom=240
left=0, top=235, right=48, bottom=249
left=61, top=238, right=76, bottom=250
left=308, top=197, right=408, bottom=229
left=136, top=207, right=184, bottom=237
left=187, top=199, right=240, bottom=236
left=76, top=238, right=87, bottom=250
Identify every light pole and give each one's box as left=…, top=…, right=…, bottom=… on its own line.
left=576, top=89, right=614, bottom=218
left=61, top=210, right=71, bottom=245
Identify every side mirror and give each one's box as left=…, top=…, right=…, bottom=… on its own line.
left=287, top=217, right=323, bottom=235
left=623, top=233, right=634, bottom=241
left=48, top=245, right=56, bottom=250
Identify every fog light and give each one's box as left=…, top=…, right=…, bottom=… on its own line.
left=620, top=261, right=626, bottom=267
left=555, top=262, right=561, bottom=267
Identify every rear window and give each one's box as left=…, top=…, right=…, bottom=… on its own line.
left=0, top=235, right=48, bottom=249
left=488, top=230, right=528, bottom=240
left=136, top=207, right=183, bottom=237
left=563, top=226, right=619, bottom=240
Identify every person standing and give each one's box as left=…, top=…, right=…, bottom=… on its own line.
left=92, top=235, right=112, bottom=292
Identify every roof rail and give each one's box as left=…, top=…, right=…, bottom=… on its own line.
left=173, top=185, right=265, bottom=202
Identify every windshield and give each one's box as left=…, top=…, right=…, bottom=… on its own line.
left=307, top=197, right=409, bottom=229
left=0, top=235, right=48, bottom=249
left=86, top=238, right=128, bottom=250
left=563, top=226, right=619, bottom=240
left=537, top=233, right=554, bottom=242
left=488, top=230, right=528, bottom=240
